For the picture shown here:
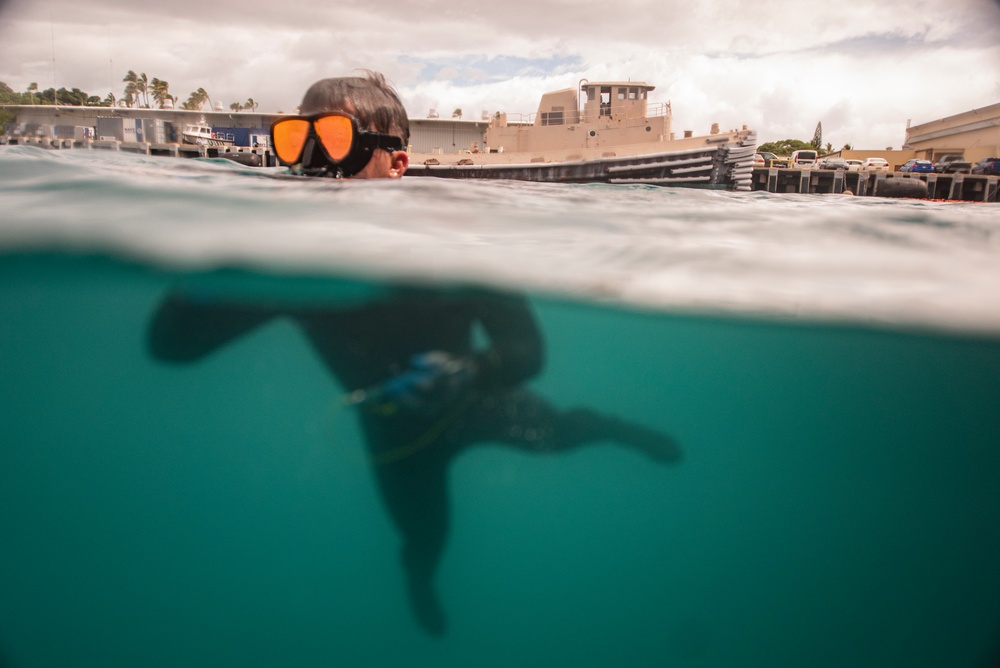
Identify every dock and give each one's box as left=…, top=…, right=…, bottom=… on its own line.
left=3, top=135, right=997, bottom=201
left=751, top=167, right=998, bottom=202
left=2, top=135, right=274, bottom=167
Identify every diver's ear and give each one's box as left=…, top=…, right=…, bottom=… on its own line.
left=389, top=151, right=408, bottom=178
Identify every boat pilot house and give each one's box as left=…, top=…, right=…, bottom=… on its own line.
left=485, top=81, right=673, bottom=154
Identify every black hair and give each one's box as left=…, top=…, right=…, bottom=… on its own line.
left=299, top=70, right=410, bottom=146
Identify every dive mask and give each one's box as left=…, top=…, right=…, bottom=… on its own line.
left=270, top=112, right=404, bottom=178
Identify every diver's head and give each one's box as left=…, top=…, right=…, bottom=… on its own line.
left=291, top=70, right=409, bottom=179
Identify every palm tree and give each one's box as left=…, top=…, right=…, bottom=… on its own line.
left=136, top=72, right=149, bottom=107
left=230, top=102, right=242, bottom=112
left=123, top=81, right=137, bottom=107
left=27, top=82, right=37, bottom=104
left=183, top=88, right=210, bottom=111
left=452, top=108, right=462, bottom=119
left=150, top=78, right=174, bottom=109
left=122, top=70, right=139, bottom=106
left=121, top=71, right=151, bottom=107
left=244, top=98, right=258, bottom=113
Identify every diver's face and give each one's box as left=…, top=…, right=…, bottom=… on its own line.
left=300, top=101, right=407, bottom=180
left=353, top=143, right=396, bottom=179
left=354, top=128, right=408, bottom=180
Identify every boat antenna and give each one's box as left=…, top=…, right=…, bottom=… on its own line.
left=50, top=12, right=57, bottom=104
left=107, top=25, right=114, bottom=103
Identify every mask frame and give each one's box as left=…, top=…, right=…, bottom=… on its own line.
left=270, top=112, right=404, bottom=178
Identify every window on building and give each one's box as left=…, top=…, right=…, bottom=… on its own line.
left=541, top=106, right=565, bottom=126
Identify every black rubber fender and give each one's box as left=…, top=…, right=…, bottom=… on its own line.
left=876, top=177, right=928, bottom=199
left=219, top=152, right=262, bottom=167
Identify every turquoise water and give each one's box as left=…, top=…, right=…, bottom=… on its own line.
left=1, top=146, right=999, bottom=667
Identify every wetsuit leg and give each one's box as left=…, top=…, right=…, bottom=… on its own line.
left=363, top=416, right=451, bottom=636
left=549, top=407, right=682, bottom=462
left=455, top=389, right=681, bottom=461
left=357, top=388, right=679, bottom=637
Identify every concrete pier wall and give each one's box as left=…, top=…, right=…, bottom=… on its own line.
left=751, top=168, right=998, bottom=202
left=2, top=134, right=995, bottom=200
left=5, top=135, right=275, bottom=166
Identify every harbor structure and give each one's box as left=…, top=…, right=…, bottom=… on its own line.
left=750, top=167, right=997, bottom=202
left=902, top=102, right=1000, bottom=164
left=3, top=100, right=997, bottom=201
left=1, top=104, right=488, bottom=155
left=6, top=98, right=999, bottom=163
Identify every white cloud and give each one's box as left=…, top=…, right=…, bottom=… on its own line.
left=2, top=0, right=998, bottom=148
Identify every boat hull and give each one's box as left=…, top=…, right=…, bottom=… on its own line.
left=405, top=134, right=757, bottom=191
left=181, top=135, right=234, bottom=148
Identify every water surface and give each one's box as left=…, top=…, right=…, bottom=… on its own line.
left=1, top=146, right=999, bottom=667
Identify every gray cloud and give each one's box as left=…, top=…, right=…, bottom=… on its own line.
left=1, top=0, right=998, bottom=148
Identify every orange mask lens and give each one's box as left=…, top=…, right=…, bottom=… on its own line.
left=314, top=115, right=354, bottom=162
left=273, top=119, right=311, bottom=164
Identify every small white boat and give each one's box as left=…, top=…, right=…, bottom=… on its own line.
left=405, top=80, right=757, bottom=190
left=181, top=118, right=233, bottom=147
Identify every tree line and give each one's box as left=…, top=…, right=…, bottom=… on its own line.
left=757, top=139, right=854, bottom=156
left=0, top=72, right=260, bottom=114
left=0, top=81, right=107, bottom=107
left=757, top=122, right=853, bottom=156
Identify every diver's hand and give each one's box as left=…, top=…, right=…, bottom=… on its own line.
left=347, top=351, right=477, bottom=414
left=390, top=351, right=477, bottom=412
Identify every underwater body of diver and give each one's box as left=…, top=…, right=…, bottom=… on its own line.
left=147, top=284, right=681, bottom=636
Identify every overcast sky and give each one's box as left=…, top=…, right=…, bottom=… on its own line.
left=2, top=0, right=998, bottom=149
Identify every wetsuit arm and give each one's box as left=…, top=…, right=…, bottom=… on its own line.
left=472, top=292, right=544, bottom=389
left=147, top=291, right=280, bottom=362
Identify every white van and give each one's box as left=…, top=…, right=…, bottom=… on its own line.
left=790, top=149, right=818, bottom=169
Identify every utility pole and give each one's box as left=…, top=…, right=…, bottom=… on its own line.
left=51, top=15, right=57, bottom=105
left=108, top=26, right=114, bottom=104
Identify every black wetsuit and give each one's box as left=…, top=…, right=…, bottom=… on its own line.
left=148, top=285, right=678, bottom=635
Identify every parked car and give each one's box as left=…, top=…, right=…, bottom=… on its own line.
left=755, top=151, right=779, bottom=168
left=899, top=159, right=935, bottom=173
left=846, top=159, right=864, bottom=172
left=934, top=154, right=972, bottom=173
left=971, top=157, right=1000, bottom=175
left=760, top=155, right=791, bottom=168
left=861, top=157, right=890, bottom=173
left=817, top=157, right=848, bottom=170
left=790, top=149, right=819, bottom=169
